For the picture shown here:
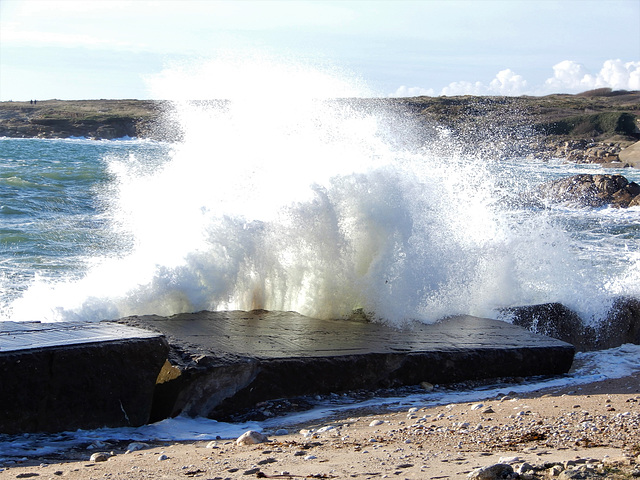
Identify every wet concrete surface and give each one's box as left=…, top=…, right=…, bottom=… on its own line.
left=0, top=322, right=168, bottom=434
left=116, top=310, right=575, bottom=420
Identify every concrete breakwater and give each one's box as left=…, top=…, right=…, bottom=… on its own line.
left=1, top=312, right=575, bottom=434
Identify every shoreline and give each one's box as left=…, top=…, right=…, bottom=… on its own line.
left=2, top=372, right=639, bottom=479
left=1, top=95, right=639, bottom=168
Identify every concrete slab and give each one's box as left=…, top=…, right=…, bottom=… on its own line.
left=116, top=310, right=575, bottom=421
left=0, top=322, right=168, bottom=434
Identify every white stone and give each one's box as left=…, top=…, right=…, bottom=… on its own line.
left=471, top=403, right=484, bottom=410
left=157, top=454, right=169, bottom=461
left=498, top=456, right=520, bottom=464
left=125, top=442, right=149, bottom=453
left=205, top=441, right=218, bottom=449
left=316, top=425, right=335, bottom=433
left=236, top=430, right=268, bottom=446
left=369, top=420, right=384, bottom=427
left=90, top=452, right=110, bottom=462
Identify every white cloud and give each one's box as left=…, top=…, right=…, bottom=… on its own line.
left=488, top=69, right=527, bottom=96
left=389, top=85, right=435, bottom=97
left=543, top=59, right=640, bottom=93
left=394, top=60, right=639, bottom=98
left=440, top=80, right=487, bottom=96
left=439, top=69, right=527, bottom=96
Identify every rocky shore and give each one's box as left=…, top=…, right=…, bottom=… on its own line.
left=1, top=89, right=639, bottom=166
left=2, top=372, right=639, bottom=479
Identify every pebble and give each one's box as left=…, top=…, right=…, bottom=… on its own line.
left=498, top=456, right=519, bottom=464
left=205, top=441, right=218, bottom=449
left=471, top=403, right=484, bottom=410
left=421, top=382, right=435, bottom=391
left=157, top=454, right=169, bottom=461
left=125, top=442, right=149, bottom=453
left=316, top=425, right=335, bottom=433
left=236, top=430, right=268, bottom=445
left=89, top=452, right=110, bottom=463
left=369, top=420, right=384, bottom=427
left=274, top=428, right=289, bottom=435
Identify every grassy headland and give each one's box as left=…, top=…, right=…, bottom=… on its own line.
left=1, top=90, right=639, bottom=163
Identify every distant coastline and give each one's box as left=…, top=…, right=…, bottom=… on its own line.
left=1, top=90, right=639, bottom=166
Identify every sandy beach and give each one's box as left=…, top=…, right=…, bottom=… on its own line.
left=2, top=372, right=639, bottom=480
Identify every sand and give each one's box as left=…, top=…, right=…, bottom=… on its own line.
left=2, top=373, right=640, bottom=479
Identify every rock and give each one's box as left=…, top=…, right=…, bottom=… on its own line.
left=205, top=441, right=218, bottom=448
left=499, top=303, right=596, bottom=351
left=534, top=174, right=640, bottom=208
left=125, top=442, right=149, bottom=453
left=549, top=464, right=564, bottom=475
left=316, top=425, right=335, bottom=433
left=157, top=454, right=169, bottom=461
left=558, top=469, right=597, bottom=479
left=471, top=403, right=484, bottom=410
left=421, top=381, right=435, bottom=391
left=369, top=420, right=384, bottom=427
left=598, top=296, right=640, bottom=349
left=236, top=430, right=268, bottom=446
left=468, top=463, right=515, bottom=479
left=89, top=452, right=110, bottom=462
left=501, top=298, right=640, bottom=350
left=516, top=463, right=534, bottom=474
left=619, top=140, right=640, bottom=168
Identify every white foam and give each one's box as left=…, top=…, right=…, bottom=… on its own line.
left=4, top=58, right=639, bottom=325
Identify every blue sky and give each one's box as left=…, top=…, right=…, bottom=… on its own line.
left=0, top=0, right=639, bottom=100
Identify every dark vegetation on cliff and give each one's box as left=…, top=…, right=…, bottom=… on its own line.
left=0, top=99, right=176, bottom=140
left=397, top=88, right=640, bottom=140
left=1, top=89, right=639, bottom=146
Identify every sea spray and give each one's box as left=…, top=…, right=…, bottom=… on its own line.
left=3, top=58, right=638, bottom=324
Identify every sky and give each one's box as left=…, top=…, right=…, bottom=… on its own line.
left=0, top=0, right=639, bottom=101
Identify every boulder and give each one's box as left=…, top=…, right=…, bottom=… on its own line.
left=535, top=174, right=640, bottom=208
left=499, top=303, right=596, bottom=351
left=619, top=140, right=640, bottom=168
left=500, top=298, right=640, bottom=351
left=468, top=463, right=515, bottom=479
left=598, top=296, right=640, bottom=349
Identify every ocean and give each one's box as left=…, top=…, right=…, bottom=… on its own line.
left=1, top=63, right=640, bottom=450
